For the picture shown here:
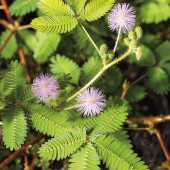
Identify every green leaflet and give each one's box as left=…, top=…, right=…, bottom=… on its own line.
left=2, top=105, right=27, bottom=151
left=50, top=54, right=80, bottom=85
left=110, top=130, right=132, bottom=149
left=64, top=0, right=76, bottom=11
left=155, top=41, right=170, bottom=64
left=139, top=1, right=170, bottom=24
left=80, top=0, right=114, bottom=21
left=125, top=85, right=147, bottom=102
left=38, top=128, right=86, bottom=160
left=9, top=0, right=38, bottom=16
left=75, top=0, right=87, bottom=15
left=69, top=142, right=100, bottom=170
left=17, top=30, right=37, bottom=52
left=94, top=135, right=149, bottom=170
left=31, top=15, right=78, bottom=33
left=39, top=0, right=75, bottom=16
left=85, top=106, right=128, bottom=136
left=148, top=67, right=170, bottom=95
left=3, top=61, right=26, bottom=102
left=34, top=32, right=61, bottom=63
left=81, top=56, right=103, bottom=85
left=160, top=63, right=170, bottom=76
left=0, top=30, right=17, bottom=59
left=19, top=85, right=34, bottom=102
left=23, top=103, right=70, bottom=137
left=95, top=67, right=122, bottom=95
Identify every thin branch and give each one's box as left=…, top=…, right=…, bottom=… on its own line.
left=126, top=115, right=170, bottom=126
left=79, top=21, right=103, bottom=59
left=18, top=24, right=32, bottom=30
left=1, top=0, right=14, bottom=23
left=64, top=50, right=132, bottom=103
left=30, top=153, right=39, bottom=170
left=124, top=127, right=149, bottom=131
left=19, top=48, right=32, bottom=83
left=155, top=128, right=170, bottom=161
left=121, top=73, right=147, bottom=100
left=130, top=73, right=147, bottom=87
left=0, top=19, right=9, bottom=28
left=0, top=134, right=44, bottom=169
left=113, top=27, right=121, bottom=53
left=24, top=153, right=30, bottom=170
left=0, top=30, right=15, bottom=53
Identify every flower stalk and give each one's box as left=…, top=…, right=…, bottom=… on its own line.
left=65, top=49, right=132, bottom=103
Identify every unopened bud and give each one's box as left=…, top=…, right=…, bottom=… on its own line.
left=135, top=26, right=143, bottom=39
left=129, top=40, right=137, bottom=50
left=123, top=79, right=129, bottom=90
left=136, top=46, right=142, bottom=60
left=100, top=44, right=108, bottom=55
left=108, top=50, right=114, bottom=59
left=128, top=31, right=136, bottom=40
left=124, top=38, right=131, bottom=45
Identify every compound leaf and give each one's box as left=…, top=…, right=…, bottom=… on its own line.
left=2, top=105, right=27, bottom=151
left=31, top=15, right=78, bottom=33
left=38, top=128, right=86, bottom=160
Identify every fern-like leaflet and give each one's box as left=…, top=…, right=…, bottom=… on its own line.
left=94, top=135, right=149, bottom=170
left=85, top=106, right=128, bottom=137
left=31, top=15, right=78, bottom=33
left=2, top=105, right=27, bottom=151
left=80, top=0, right=114, bottom=21
left=39, top=0, right=75, bottom=16
left=9, top=0, right=38, bottom=16
left=69, top=142, right=100, bottom=170
left=38, top=128, right=86, bottom=160
left=3, top=60, right=26, bottom=102
left=23, top=103, right=71, bottom=137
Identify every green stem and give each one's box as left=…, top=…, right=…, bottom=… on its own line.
left=63, top=104, right=83, bottom=111
left=113, top=27, right=121, bottom=53
left=65, top=50, right=132, bottom=103
left=79, top=22, right=103, bottom=59
left=18, top=24, right=31, bottom=30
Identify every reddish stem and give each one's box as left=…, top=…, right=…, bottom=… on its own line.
left=19, top=48, right=32, bottom=83
left=30, top=153, right=39, bottom=170
left=0, top=30, right=15, bottom=53
left=155, top=129, right=170, bottom=161
left=1, top=0, right=14, bottom=23
left=24, top=153, right=30, bottom=170
left=0, top=134, right=44, bottom=169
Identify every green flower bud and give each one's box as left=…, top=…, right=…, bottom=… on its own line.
left=128, top=31, right=136, bottom=40
left=100, top=44, right=108, bottom=55
left=107, top=50, right=114, bottom=59
left=136, top=46, right=142, bottom=60
left=135, top=26, right=143, bottom=39
left=123, top=79, right=130, bottom=90
left=129, top=40, right=137, bottom=50
left=124, top=38, right=131, bottom=45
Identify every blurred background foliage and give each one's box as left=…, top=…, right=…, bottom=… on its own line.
left=0, top=0, right=170, bottom=169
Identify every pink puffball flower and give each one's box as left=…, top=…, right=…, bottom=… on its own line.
left=76, top=88, right=105, bottom=116
left=32, top=74, right=59, bottom=102
left=108, top=3, right=136, bottom=33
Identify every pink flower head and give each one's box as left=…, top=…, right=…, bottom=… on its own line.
left=32, top=74, right=59, bottom=102
left=108, top=3, right=136, bottom=33
left=76, top=88, right=105, bottom=116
